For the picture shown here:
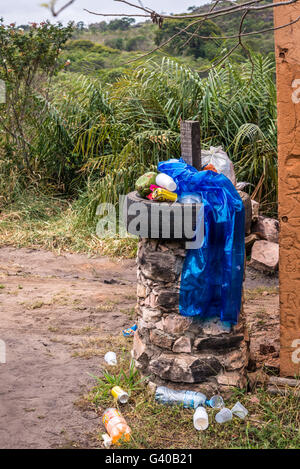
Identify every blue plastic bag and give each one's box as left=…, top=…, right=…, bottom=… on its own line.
left=158, top=158, right=245, bottom=324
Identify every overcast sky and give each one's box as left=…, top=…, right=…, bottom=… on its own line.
left=1, top=0, right=208, bottom=26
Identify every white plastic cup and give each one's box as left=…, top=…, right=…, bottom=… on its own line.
left=156, top=173, right=177, bottom=192
left=231, top=401, right=248, bottom=419
left=104, top=351, right=117, bottom=365
left=193, top=406, right=209, bottom=430
left=208, top=395, right=224, bottom=409
left=215, top=407, right=233, bottom=424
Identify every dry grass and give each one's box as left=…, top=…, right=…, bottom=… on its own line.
left=0, top=195, right=137, bottom=259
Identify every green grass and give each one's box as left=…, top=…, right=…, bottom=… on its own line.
left=0, top=192, right=137, bottom=258
left=83, top=350, right=300, bottom=449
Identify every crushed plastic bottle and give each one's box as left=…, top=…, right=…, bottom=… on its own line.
left=155, top=386, right=206, bottom=409
left=205, top=395, right=224, bottom=409
left=103, top=408, right=131, bottom=445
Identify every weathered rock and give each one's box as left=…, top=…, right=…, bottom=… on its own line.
left=252, top=216, right=279, bottom=243
left=259, top=343, right=276, bottom=355
left=245, top=233, right=260, bottom=250
left=238, top=190, right=252, bottom=234
left=156, top=289, right=180, bottom=312
left=194, top=334, right=244, bottom=352
left=149, top=353, right=222, bottom=383
left=141, top=306, right=162, bottom=323
left=139, top=248, right=183, bottom=282
left=223, top=347, right=247, bottom=371
left=173, top=336, right=192, bottom=353
left=250, top=240, right=279, bottom=272
left=150, top=329, right=174, bottom=350
left=133, top=331, right=148, bottom=365
left=137, top=283, right=146, bottom=298
left=251, top=199, right=259, bottom=222
left=217, top=371, right=246, bottom=387
left=161, top=314, right=192, bottom=334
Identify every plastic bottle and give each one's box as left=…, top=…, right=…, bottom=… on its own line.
left=193, top=406, right=209, bottom=430
left=205, top=395, right=224, bottom=409
left=155, top=386, right=206, bottom=409
left=103, top=408, right=131, bottom=445
left=104, top=351, right=117, bottom=365
left=156, top=173, right=177, bottom=192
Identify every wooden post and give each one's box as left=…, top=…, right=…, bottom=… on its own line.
left=180, top=120, right=201, bottom=170
left=274, top=2, right=300, bottom=376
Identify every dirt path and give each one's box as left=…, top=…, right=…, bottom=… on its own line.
left=0, top=247, right=137, bottom=449
left=0, top=247, right=279, bottom=449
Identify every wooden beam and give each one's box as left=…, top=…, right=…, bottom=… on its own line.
left=180, top=120, right=201, bottom=170
left=274, top=0, right=300, bottom=376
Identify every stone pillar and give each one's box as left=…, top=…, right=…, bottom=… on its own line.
left=133, top=238, right=249, bottom=394
left=274, top=1, right=300, bottom=376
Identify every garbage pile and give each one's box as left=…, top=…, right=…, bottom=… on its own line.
left=135, top=146, right=279, bottom=274
left=101, top=357, right=249, bottom=447
left=135, top=146, right=245, bottom=325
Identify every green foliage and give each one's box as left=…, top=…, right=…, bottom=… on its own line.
left=0, top=19, right=73, bottom=201
left=105, top=37, right=125, bottom=50
left=53, top=54, right=276, bottom=222
left=154, top=18, right=222, bottom=59
left=107, top=17, right=136, bottom=31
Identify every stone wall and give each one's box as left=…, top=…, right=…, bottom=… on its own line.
left=133, top=238, right=249, bottom=394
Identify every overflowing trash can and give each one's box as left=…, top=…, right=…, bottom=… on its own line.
left=123, top=121, right=250, bottom=394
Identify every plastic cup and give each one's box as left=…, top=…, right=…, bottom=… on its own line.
left=215, top=407, right=233, bottom=424
left=104, top=351, right=117, bottom=365
left=207, top=395, right=224, bottom=409
left=193, top=406, right=209, bottom=430
left=231, top=401, right=248, bottom=419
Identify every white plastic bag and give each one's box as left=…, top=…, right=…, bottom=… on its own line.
left=201, top=146, right=236, bottom=186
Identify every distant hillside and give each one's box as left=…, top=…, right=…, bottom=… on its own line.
left=59, top=2, right=275, bottom=80
left=192, top=0, right=274, bottom=54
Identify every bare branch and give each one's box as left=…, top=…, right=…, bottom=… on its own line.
left=83, top=10, right=149, bottom=17
left=181, top=15, right=300, bottom=40
left=50, top=0, right=75, bottom=17
left=94, top=0, right=299, bottom=22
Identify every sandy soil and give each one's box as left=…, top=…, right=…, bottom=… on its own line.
left=0, top=247, right=279, bottom=449
left=0, top=247, right=137, bottom=449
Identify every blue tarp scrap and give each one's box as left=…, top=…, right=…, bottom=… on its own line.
left=158, top=158, right=245, bottom=325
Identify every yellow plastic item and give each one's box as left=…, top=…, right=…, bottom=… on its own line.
left=151, top=188, right=177, bottom=202
left=111, top=386, right=129, bottom=404
left=103, top=408, right=131, bottom=445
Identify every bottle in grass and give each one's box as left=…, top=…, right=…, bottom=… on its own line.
left=155, top=386, right=206, bottom=409
left=103, top=408, right=131, bottom=445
